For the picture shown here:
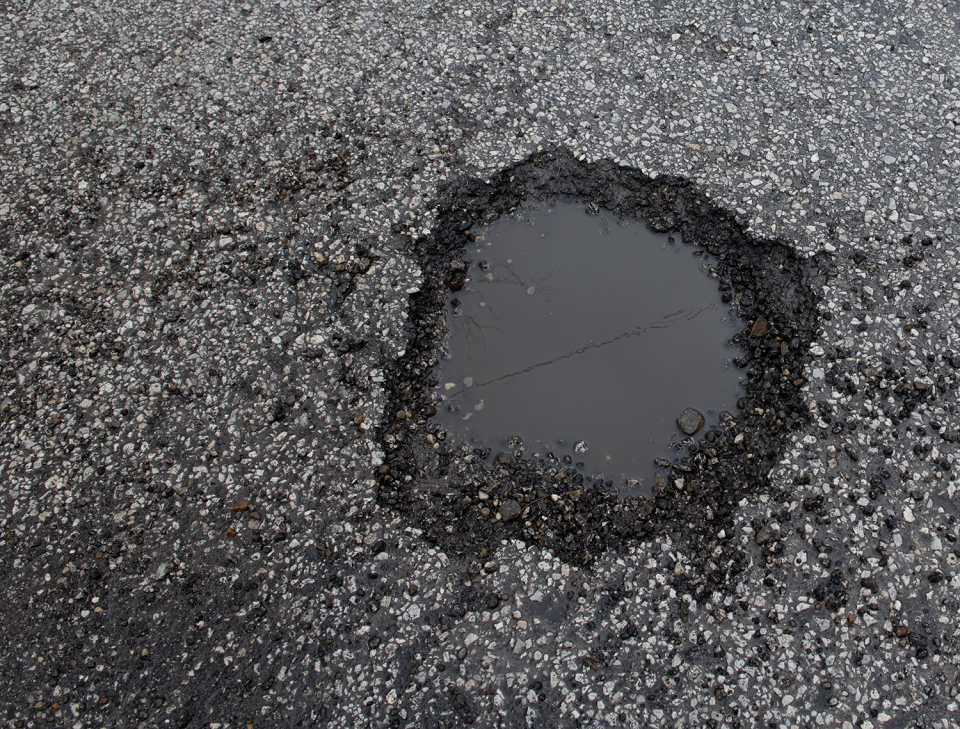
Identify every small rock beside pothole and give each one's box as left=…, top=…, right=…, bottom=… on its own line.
left=495, top=451, right=515, bottom=467
left=750, top=315, right=768, bottom=338
left=677, top=407, right=705, bottom=436
left=498, top=499, right=522, bottom=521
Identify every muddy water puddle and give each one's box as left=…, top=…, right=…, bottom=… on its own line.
left=434, top=202, right=746, bottom=490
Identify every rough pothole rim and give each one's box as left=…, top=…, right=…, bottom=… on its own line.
left=376, top=148, right=831, bottom=575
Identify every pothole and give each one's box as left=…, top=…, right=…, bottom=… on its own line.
left=435, top=201, right=746, bottom=494
left=379, top=149, right=830, bottom=565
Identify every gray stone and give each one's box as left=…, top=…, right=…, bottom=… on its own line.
left=677, top=407, right=705, bottom=436
left=498, top=499, right=522, bottom=521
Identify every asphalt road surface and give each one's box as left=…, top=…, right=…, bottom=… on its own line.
left=1, top=0, right=959, bottom=727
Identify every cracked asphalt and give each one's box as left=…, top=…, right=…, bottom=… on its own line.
left=1, top=0, right=959, bottom=727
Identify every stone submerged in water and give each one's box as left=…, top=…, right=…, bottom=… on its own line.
left=677, top=407, right=705, bottom=436
left=750, top=315, right=768, bottom=338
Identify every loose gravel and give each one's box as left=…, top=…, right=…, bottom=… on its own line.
left=1, top=0, right=959, bottom=727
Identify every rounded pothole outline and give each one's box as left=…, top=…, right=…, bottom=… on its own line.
left=377, top=148, right=830, bottom=574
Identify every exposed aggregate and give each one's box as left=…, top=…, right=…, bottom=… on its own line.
left=1, top=0, right=959, bottom=727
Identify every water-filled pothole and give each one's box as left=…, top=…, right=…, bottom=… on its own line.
left=379, top=149, right=828, bottom=566
left=436, top=202, right=746, bottom=490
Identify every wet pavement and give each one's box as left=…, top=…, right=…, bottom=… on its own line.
left=1, top=0, right=959, bottom=727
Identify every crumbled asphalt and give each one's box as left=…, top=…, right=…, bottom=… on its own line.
left=1, top=0, right=959, bottom=727
left=381, top=150, right=828, bottom=571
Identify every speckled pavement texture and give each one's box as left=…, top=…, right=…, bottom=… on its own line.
left=2, top=0, right=960, bottom=727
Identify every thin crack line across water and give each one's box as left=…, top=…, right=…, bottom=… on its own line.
left=474, top=302, right=721, bottom=388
